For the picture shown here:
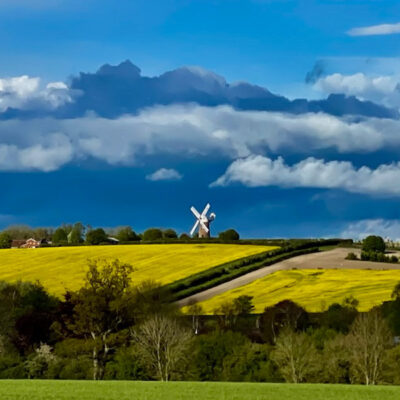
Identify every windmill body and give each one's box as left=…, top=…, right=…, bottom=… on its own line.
left=190, top=203, right=216, bottom=238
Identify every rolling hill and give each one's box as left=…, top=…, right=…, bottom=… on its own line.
left=0, top=244, right=276, bottom=296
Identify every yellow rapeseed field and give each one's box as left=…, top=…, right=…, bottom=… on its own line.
left=0, top=244, right=275, bottom=296
left=197, top=269, right=400, bottom=313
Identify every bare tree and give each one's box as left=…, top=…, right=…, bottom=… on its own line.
left=346, top=309, right=392, bottom=385
left=271, top=328, right=319, bottom=383
left=132, top=314, right=192, bottom=381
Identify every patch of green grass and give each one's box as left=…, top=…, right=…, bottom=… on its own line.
left=0, top=381, right=398, bottom=400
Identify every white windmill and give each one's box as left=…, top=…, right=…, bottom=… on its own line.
left=190, top=203, right=216, bottom=238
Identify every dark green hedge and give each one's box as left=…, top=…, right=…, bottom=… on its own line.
left=168, top=246, right=320, bottom=301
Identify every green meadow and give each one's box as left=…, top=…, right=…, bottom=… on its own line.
left=0, top=381, right=398, bottom=400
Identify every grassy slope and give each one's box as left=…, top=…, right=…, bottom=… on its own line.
left=0, top=381, right=398, bottom=400
left=197, top=269, right=400, bottom=313
left=0, top=244, right=274, bottom=296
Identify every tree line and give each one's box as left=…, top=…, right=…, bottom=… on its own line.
left=0, top=224, right=240, bottom=248
left=1, top=258, right=400, bottom=384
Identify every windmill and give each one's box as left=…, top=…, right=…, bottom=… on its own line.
left=190, top=203, right=216, bottom=238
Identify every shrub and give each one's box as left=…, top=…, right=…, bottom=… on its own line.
left=85, top=228, right=107, bottom=245
left=362, top=235, right=385, bottom=253
left=0, top=232, right=12, bottom=249
left=345, top=252, right=358, bottom=260
left=163, top=229, right=178, bottom=239
left=219, top=229, right=240, bottom=241
left=142, top=228, right=163, bottom=241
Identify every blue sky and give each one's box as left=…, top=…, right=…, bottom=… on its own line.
left=1, top=0, right=400, bottom=239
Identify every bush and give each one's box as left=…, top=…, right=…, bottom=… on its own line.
left=116, top=226, right=141, bottom=242
left=0, top=232, right=12, bottom=249
left=52, top=228, right=68, bottom=245
left=362, top=235, right=385, bottom=253
left=85, top=228, right=107, bottom=245
left=163, top=229, right=178, bottom=239
left=345, top=252, right=358, bottom=260
left=142, top=228, right=163, bottom=241
left=219, top=229, right=240, bottom=241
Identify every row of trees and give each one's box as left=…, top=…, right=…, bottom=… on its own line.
left=0, top=224, right=241, bottom=248
left=1, top=258, right=400, bottom=384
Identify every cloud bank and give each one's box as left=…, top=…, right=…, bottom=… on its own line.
left=1, top=104, right=400, bottom=172
left=0, top=76, right=75, bottom=112
left=348, top=22, right=400, bottom=37
left=314, top=73, right=400, bottom=109
left=212, top=155, right=400, bottom=196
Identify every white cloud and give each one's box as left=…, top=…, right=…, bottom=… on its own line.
left=314, top=73, right=400, bottom=108
left=2, top=104, right=400, bottom=172
left=348, top=23, right=400, bottom=37
left=146, top=168, right=182, bottom=181
left=0, top=76, right=75, bottom=112
left=341, top=219, right=400, bottom=241
left=211, top=155, right=400, bottom=196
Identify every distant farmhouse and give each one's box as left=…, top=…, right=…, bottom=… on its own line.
left=11, top=238, right=49, bottom=249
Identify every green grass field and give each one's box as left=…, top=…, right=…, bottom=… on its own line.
left=0, top=244, right=275, bottom=296
left=197, top=269, right=400, bottom=313
left=0, top=381, right=398, bottom=400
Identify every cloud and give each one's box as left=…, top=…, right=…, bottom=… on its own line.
left=2, top=104, right=400, bottom=172
left=211, top=155, right=400, bottom=196
left=146, top=168, right=183, bottom=181
left=348, top=22, right=400, bottom=37
left=314, top=73, right=400, bottom=109
left=0, top=76, right=75, bottom=112
left=341, top=219, right=400, bottom=241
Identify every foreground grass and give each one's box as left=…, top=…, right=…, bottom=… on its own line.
left=0, top=244, right=275, bottom=296
left=198, top=269, right=400, bottom=313
left=0, top=381, right=399, bottom=400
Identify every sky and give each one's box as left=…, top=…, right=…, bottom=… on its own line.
left=1, top=0, right=400, bottom=239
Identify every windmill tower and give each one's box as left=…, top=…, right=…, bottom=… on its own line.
left=190, top=203, right=216, bottom=238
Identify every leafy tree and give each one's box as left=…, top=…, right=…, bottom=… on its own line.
left=132, top=314, right=192, bottom=381
left=345, top=310, right=392, bottom=385
left=192, top=331, right=248, bottom=381
left=259, top=300, right=309, bottom=344
left=85, top=228, right=107, bottom=245
left=142, top=228, right=163, bottom=242
left=179, top=233, right=191, bottom=240
left=68, top=223, right=85, bottom=244
left=116, top=226, right=140, bottom=242
left=163, top=229, right=178, bottom=239
left=233, top=295, right=255, bottom=316
left=321, top=301, right=358, bottom=334
left=271, top=328, right=319, bottom=383
left=218, top=229, right=240, bottom=242
left=52, top=228, right=68, bottom=245
left=0, top=232, right=12, bottom=249
left=362, top=235, right=385, bottom=253
left=67, top=259, right=135, bottom=379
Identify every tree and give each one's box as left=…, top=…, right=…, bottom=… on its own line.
left=68, top=259, right=134, bottom=380
left=132, top=314, right=192, bottom=381
left=271, top=328, right=319, bottom=383
left=163, top=229, right=178, bottom=239
left=0, top=232, right=12, bottom=249
left=259, top=300, right=309, bottom=344
left=179, top=233, right=191, bottom=240
left=345, top=310, right=392, bottom=385
left=321, top=299, right=358, bottom=334
left=85, top=228, right=107, bottom=245
left=116, top=226, right=140, bottom=242
left=142, top=228, right=163, bottom=242
left=219, top=229, right=240, bottom=242
left=52, top=228, right=68, bottom=245
left=68, top=223, right=85, bottom=244
left=362, top=235, right=385, bottom=253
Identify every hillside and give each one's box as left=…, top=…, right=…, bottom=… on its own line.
left=0, top=244, right=275, bottom=296
left=197, top=268, right=400, bottom=313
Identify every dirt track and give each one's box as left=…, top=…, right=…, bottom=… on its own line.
left=177, top=248, right=400, bottom=307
